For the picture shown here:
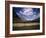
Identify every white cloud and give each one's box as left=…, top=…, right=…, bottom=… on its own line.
left=16, top=8, right=40, bottom=21
left=20, top=8, right=33, bottom=15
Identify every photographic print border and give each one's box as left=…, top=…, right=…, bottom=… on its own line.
left=10, top=4, right=42, bottom=34
left=5, top=1, right=45, bottom=37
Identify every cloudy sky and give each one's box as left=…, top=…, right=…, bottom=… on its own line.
left=13, top=7, right=40, bottom=21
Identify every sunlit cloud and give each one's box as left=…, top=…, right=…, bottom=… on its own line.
left=16, top=8, right=40, bottom=21
left=20, top=8, right=33, bottom=16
